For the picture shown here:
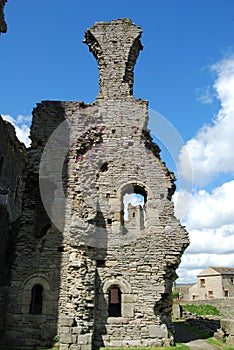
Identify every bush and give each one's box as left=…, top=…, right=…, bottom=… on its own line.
left=172, top=290, right=179, bottom=299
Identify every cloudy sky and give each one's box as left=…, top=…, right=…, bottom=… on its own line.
left=1, top=0, right=234, bottom=283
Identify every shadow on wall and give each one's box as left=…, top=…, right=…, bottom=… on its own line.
left=1, top=101, right=68, bottom=348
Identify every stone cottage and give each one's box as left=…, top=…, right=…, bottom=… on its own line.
left=189, top=266, right=234, bottom=300
left=0, top=19, right=189, bottom=349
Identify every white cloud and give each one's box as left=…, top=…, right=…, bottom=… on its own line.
left=187, top=225, right=234, bottom=254
left=196, top=86, right=214, bottom=104
left=179, top=55, right=234, bottom=186
left=175, top=181, right=234, bottom=282
left=2, top=114, right=31, bottom=147
left=177, top=252, right=234, bottom=284
left=185, top=180, right=234, bottom=230
left=173, top=189, right=192, bottom=221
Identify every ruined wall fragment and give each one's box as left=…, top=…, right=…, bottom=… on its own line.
left=0, top=115, right=26, bottom=339
left=0, top=0, right=7, bottom=33
left=2, top=19, right=189, bottom=349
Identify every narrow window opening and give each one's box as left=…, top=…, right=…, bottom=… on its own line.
left=72, top=318, right=77, bottom=327
left=29, top=284, right=43, bottom=314
left=208, top=290, right=213, bottom=298
left=107, top=218, right=112, bottom=225
left=200, top=279, right=205, bottom=288
left=58, top=246, right=64, bottom=252
left=108, top=287, right=121, bottom=317
left=96, top=260, right=106, bottom=268
left=100, top=163, right=108, bottom=172
left=112, top=129, right=116, bottom=134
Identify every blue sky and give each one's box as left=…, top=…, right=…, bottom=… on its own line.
left=1, top=0, right=234, bottom=283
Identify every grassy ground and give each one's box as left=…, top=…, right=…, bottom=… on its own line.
left=207, top=338, right=234, bottom=350
left=102, top=346, right=190, bottom=350
left=182, top=304, right=220, bottom=316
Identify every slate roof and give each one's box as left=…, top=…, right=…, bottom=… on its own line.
left=199, top=266, right=234, bottom=276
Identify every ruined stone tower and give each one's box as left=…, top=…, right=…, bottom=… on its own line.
left=0, top=19, right=189, bottom=349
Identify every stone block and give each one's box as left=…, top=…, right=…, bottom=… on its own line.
left=227, top=335, right=234, bottom=346
left=78, top=333, right=92, bottom=345
left=122, top=294, right=137, bottom=303
left=107, top=317, right=128, bottom=324
left=60, top=344, right=71, bottom=350
left=122, top=303, right=134, bottom=317
left=107, top=340, right=123, bottom=347
left=60, top=317, right=74, bottom=327
left=148, top=324, right=168, bottom=338
left=60, top=333, right=73, bottom=344
left=42, top=301, right=54, bottom=315
left=221, top=319, right=234, bottom=335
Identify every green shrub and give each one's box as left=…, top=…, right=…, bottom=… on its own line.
left=172, top=290, right=179, bottom=299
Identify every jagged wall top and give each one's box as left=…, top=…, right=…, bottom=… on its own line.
left=0, top=0, right=7, bottom=33
left=84, top=18, right=143, bottom=100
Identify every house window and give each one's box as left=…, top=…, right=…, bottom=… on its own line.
left=225, top=290, right=229, bottom=297
left=230, top=277, right=234, bottom=284
left=29, top=284, right=43, bottom=314
left=108, top=287, right=121, bottom=317
left=200, top=279, right=206, bottom=288
left=208, top=290, right=213, bottom=298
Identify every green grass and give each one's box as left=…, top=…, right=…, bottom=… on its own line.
left=207, top=337, right=234, bottom=349
left=182, top=303, right=221, bottom=316
left=102, top=346, right=190, bottom=350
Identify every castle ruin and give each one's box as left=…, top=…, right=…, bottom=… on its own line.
left=0, top=19, right=189, bottom=349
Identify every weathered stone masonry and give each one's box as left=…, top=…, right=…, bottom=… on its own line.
left=0, top=115, right=26, bottom=340
left=0, top=19, right=189, bottom=349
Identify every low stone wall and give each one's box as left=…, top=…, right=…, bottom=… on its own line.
left=180, top=298, right=234, bottom=317
left=183, top=313, right=221, bottom=336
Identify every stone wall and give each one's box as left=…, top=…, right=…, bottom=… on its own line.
left=0, top=0, right=7, bottom=33
left=57, top=19, right=189, bottom=349
left=1, top=19, right=189, bottom=349
left=180, top=298, right=234, bottom=317
left=1, top=101, right=81, bottom=348
left=0, top=115, right=26, bottom=339
left=217, top=319, right=234, bottom=345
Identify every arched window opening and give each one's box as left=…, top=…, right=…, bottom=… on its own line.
left=122, top=184, right=147, bottom=229
left=100, top=162, right=108, bottom=172
left=108, top=287, right=121, bottom=317
left=29, top=284, right=43, bottom=314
